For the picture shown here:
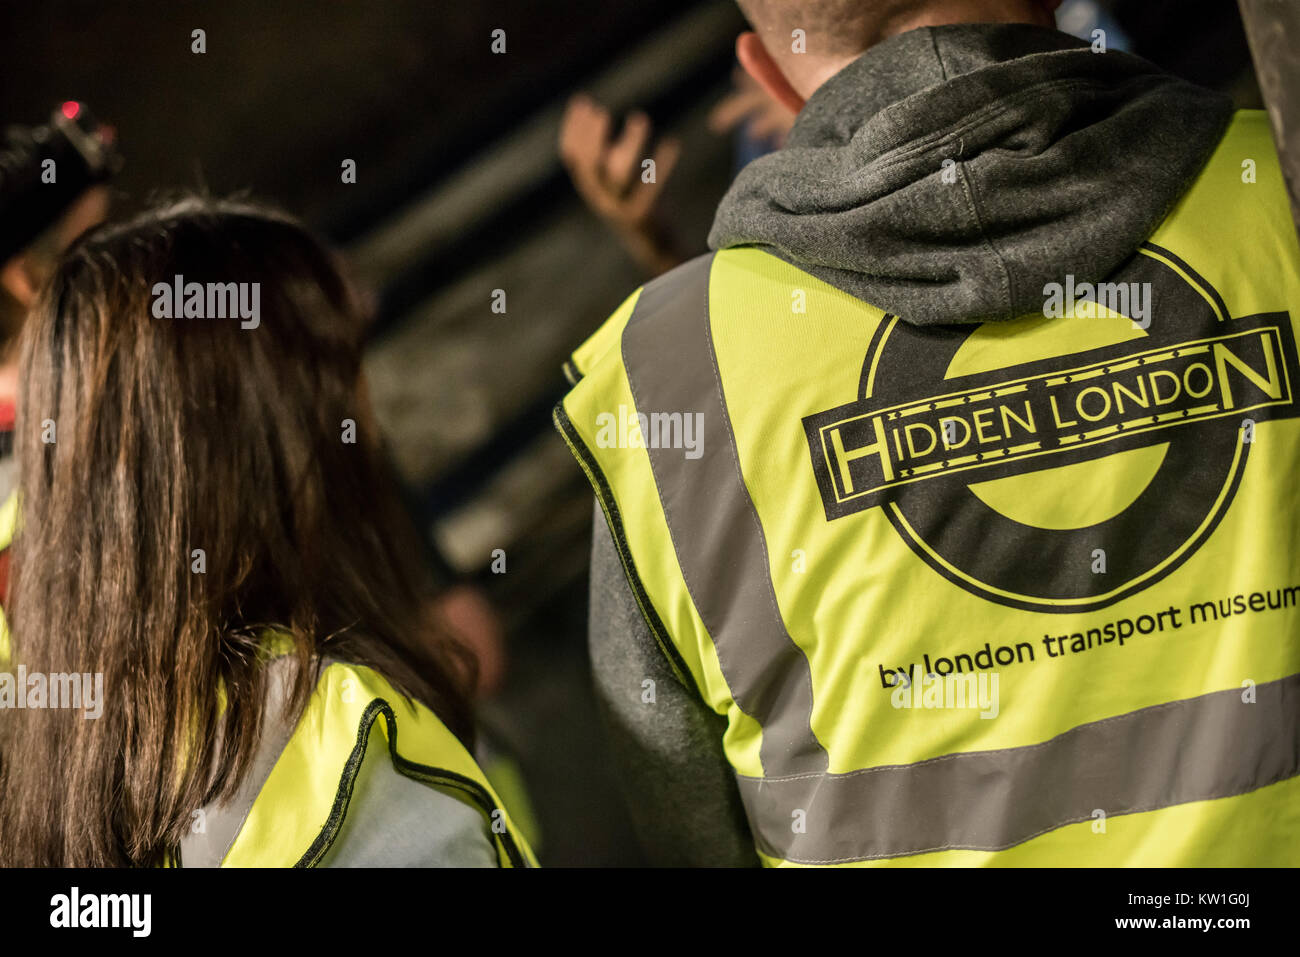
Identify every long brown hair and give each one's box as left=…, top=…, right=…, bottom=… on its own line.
left=0, top=197, right=473, bottom=866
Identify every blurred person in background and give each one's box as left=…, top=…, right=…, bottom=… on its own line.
left=0, top=187, right=110, bottom=457
left=559, top=74, right=795, bottom=278
left=0, top=185, right=106, bottom=602
left=0, top=102, right=117, bottom=505
left=557, top=0, right=1300, bottom=866
left=0, top=197, right=535, bottom=867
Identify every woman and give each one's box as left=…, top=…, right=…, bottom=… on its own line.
left=0, top=197, right=534, bottom=867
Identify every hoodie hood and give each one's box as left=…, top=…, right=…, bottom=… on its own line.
left=708, top=23, right=1234, bottom=326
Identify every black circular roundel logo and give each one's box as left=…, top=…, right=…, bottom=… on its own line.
left=802, top=244, right=1300, bottom=612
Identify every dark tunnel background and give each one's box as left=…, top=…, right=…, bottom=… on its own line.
left=0, top=0, right=1266, bottom=864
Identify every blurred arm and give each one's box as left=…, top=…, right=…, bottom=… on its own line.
left=559, top=95, right=685, bottom=277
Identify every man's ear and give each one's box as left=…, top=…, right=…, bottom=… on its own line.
left=0, top=255, right=40, bottom=308
left=736, top=31, right=806, bottom=114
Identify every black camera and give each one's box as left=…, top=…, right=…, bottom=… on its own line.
left=0, top=101, right=122, bottom=265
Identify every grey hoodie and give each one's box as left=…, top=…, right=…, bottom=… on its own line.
left=710, top=22, right=1232, bottom=325
left=588, top=22, right=1234, bottom=866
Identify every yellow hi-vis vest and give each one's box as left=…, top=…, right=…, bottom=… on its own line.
left=181, top=656, right=538, bottom=867
left=556, top=110, right=1300, bottom=866
left=0, top=493, right=535, bottom=868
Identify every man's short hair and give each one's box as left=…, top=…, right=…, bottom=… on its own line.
left=737, top=0, right=934, bottom=56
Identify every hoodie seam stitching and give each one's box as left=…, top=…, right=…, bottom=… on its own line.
left=928, top=26, right=1014, bottom=319
left=866, top=76, right=1156, bottom=177
left=955, top=161, right=1014, bottom=320
left=927, top=28, right=950, bottom=83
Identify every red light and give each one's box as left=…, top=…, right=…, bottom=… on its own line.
left=61, top=101, right=81, bottom=120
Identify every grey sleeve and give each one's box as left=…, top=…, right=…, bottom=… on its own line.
left=588, top=499, right=759, bottom=867
left=318, top=722, right=500, bottom=868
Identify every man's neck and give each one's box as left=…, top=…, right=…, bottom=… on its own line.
left=790, top=0, right=1056, bottom=99
left=882, top=0, right=1054, bottom=40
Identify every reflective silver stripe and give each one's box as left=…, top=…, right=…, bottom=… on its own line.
left=738, top=672, right=1300, bottom=864
left=180, top=657, right=304, bottom=867
left=620, top=252, right=828, bottom=776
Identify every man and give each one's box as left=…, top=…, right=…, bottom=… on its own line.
left=556, top=0, right=1300, bottom=866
